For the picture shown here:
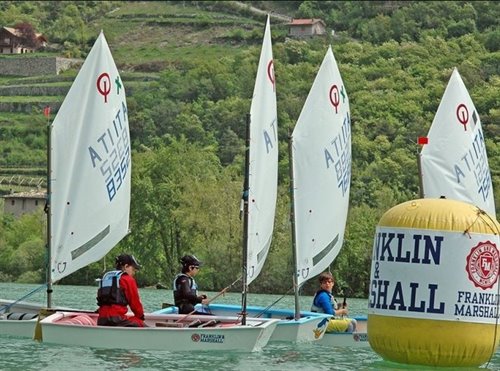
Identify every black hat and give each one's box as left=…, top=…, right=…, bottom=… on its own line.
left=180, top=255, right=203, bottom=267
left=116, top=254, right=141, bottom=270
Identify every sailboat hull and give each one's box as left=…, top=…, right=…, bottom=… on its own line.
left=0, top=300, right=77, bottom=339
left=0, top=300, right=41, bottom=338
left=0, top=319, right=36, bottom=339
left=156, top=304, right=331, bottom=342
left=40, top=311, right=279, bottom=352
left=317, top=316, right=369, bottom=348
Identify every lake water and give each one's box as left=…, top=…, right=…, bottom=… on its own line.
left=1, top=282, right=499, bottom=370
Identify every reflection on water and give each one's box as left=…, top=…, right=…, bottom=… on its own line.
left=2, top=333, right=500, bottom=371
left=92, top=349, right=143, bottom=369
left=1, top=283, right=500, bottom=370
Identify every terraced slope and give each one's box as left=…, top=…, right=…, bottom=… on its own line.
left=0, top=1, right=290, bottom=194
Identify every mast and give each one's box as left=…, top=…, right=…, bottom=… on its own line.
left=417, top=150, right=424, bottom=199
left=288, top=131, right=300, bottom=320
left=241, top=112, right=251, bottom=326
left=45, top=113, right=53, bottom=308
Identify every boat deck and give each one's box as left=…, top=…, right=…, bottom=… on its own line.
left=49, top=312, right=267, bottom=329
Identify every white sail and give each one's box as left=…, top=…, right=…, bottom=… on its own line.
left=292, top=46, right=351, bottom=287
left=246, top=15, right=278, bottom=285
left=50, top=32, right=131, bottom=282
left=420, top=68, right=496, bottom=218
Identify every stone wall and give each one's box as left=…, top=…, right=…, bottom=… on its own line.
left=0, top=101, right=62, bottom=114
left=2, top=191, right=45, bottom=218
left=0, top=57, right=81, bottom=77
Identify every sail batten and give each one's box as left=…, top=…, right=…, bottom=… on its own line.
left=312, top=234, right=339, bottom=267
left=256, top=236, right=272, bottom=263
left=70, top=225, right=111, bottom=260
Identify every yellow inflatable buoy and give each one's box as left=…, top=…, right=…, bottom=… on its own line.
left=368, top=198, right=500, bottom=367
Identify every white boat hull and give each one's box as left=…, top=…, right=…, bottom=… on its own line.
left=0, top=299, right=81, bottom=339
left=0, top=299, right=42, bottom=338
left=267, top=313, right=328, bottom=342
left=0, top=315, right=38, bottom=338
left=155, top=304, right=331, bottom=343
left=317, top=316, right=369, bottom=348
left=40, top=311, right=279, bottom=352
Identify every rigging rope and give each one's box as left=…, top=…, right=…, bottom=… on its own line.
left=0, top=284, right=47, bottom=314
left=251, top=286, right=296, bottom=319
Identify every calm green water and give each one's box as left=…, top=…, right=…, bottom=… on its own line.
left=1, top=282, right=499, bottom=370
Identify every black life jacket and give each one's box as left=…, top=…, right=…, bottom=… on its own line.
left=173, top=273, right=198, bottom=306
left=96, top=270, right=129, bottom=306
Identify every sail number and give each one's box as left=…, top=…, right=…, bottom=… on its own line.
left=105, top=138, right=130, bottom=201
left=324, top=113, right=351, bottom=196
left=88, top=101, right=131, bottom=202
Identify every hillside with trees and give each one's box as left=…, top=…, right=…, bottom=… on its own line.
left=0, top=1, right=498, bottom=297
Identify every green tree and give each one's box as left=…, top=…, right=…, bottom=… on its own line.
left=123, top=138, right=226, bottom=287
left=0, top=209, right=45, bottom=281
left=334, top=204, right=381, bottom=297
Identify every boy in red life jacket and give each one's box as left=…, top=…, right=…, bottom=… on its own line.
left=96, top=254, right=145, bottom=327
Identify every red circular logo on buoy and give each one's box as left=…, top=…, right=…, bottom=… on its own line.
left=465, top=241, right=499, bottom=290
